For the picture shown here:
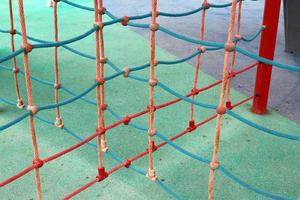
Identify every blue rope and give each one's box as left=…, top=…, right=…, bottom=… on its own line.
left=1, top=56, right=298, bottom=143
left=0, top=97, right=16, bottom=106
left=75, top=104, right=297, bottom=200
left=157, top=82, right=217, bottom=110
left=218, top=166, right=293, bottom=200
left=241, top=26, right=265, bottom=42
left=61, top=0, right=236, bottom=18
left=155, top=179, right=184, bottom=200
left=227, top=110, right=300, bottom=141
left=0, top=111, right=30, bottom=132
left=0, top=48, right=24, bottom=63
left=38, top=82, right=98, bottom=111
left=0, top=95, right=295, bottom=199
left=32, top=27, right=97, bottom=49
left=34, top=114, right=183, bottom=200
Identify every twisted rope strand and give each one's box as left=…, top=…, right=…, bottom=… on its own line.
left=190, top=0, right=208, bottom=127
left=53, top=1, right=63, bottom=128
left=8, top=0, right=24, bottom=108
left=17, top=0, right=42, bottom=199
left=208, top=0, right=238, bottom=199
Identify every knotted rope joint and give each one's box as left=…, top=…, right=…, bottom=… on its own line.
left=22, top=43, right=33, bottom=54
left=27, top=105, right=38, bottom=115
left=121, top=16, right=130, bottom=26
left=32, top=159, right=44, bottom=168
left=216, top=105, right=226, bottom=115
left=148, top=128, right=156, bottom=136
left=97, top=167, right=108, bottom=182
left=96, top=127, right=106, bottom=135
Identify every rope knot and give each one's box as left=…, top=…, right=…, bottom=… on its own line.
left=234, top=34, right=242, bottom=41
left=224, top=42, right=235, bottom=52
left=148, top=128, right=156, bottom=137
left=197, top=46, right=206, bottom=53
left=27, top=105, right=38, bottom=115
left=32, top=159, right=44, bottom=168
left=13, top=67, right=20, bottom=74
left=98, top=7, right=106, bottom=15
left=210, top=161, right=220, bottom=170
left=147, top=141, right=158, bottom=152
left=226, top=101, right=233, bottom=110
left=22, top=43, right=33, bottom=54
left=122, top=116, right=131, bottom=125
left=99, top=57, right=107, bottom=64
left=123, top=67, right=130, bottom=77
left=147, top=105, right=157, bottom=112
left=124, top=160, right=131, bottom=168
left=228, top=70, right=236, bottom=78
left=216, top=105, right=226, bottom=115
left=96, top=127, right=106, bottom=135
left=97, top=167, right=108, bottom=182
left=149, top=23, right=159, bottom=32
left=202, top=2, right=211, bottom=10
left=55, top=117, right=64, bottom=129
left=100, top=103, right=107, bottom=110
left=146, top=168, right=157, bottom=181
left=95, top=77, right=105, bottom=85
left=121, top=16, right=130, bottom=26
left=17, top=99, right=25, bottom=109
left=188, top=120, right=196, bottom=132
left=10, top=29, right=16, bottom=35
left=94, top=22, right=104, bottom=30
left=54, top=83, right=61, bottom=89
left=191, top=88, right=199, bottom=95
left=148, top=78, right=158, bottom=87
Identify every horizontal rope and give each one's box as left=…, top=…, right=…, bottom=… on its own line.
left=0, top=87, right=294, bottom=199
left=0, top=6, right=298, bottom=73
left=38, top=97, right=291, bottom=200
left=104, top=60, right=300, bottom=142
left=1, top=55, right=298, bottom=142
left=60, top=0, right=237, bottom=17
left=31, top=114, right=183, bottom=199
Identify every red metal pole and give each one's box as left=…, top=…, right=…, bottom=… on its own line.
left=252, top=0, right=281, bottom=114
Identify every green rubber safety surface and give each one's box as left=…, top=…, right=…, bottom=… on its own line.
left=0, top=1, right=299, bottom=199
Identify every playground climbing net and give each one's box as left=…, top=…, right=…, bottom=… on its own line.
left=0, top=0, right=299, bottom=199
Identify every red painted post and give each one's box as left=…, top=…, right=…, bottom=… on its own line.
left=252, top=0, right=281, bottom=114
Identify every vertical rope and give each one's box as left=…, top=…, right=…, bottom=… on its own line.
left=146, top=0, right=158, bottom=181
left=53, top=0, right=63, bottom=128
left=17, top=0, right=43, bottom=199
left=8, top=0, right=24, bottom=109
left=98, top=0, right=108, bottom=153
left=208, top=1, right=238, bottom=199
left=226, top=0, right=243, bottom=110
left=189, top=0, right=209, bottom=128
left=93, top=0, right=107, bottom=178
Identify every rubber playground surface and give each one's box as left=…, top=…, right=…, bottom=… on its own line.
left=0, top=1, right=299, bottom=199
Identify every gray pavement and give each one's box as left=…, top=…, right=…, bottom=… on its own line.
left=106, top=0, right=300, bottom=123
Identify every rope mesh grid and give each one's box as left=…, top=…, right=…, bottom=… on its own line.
left=0, top=0, right=299, bottom=199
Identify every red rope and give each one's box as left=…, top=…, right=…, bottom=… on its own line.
left=0, top=165, right=35, bottom=187
left=0, top=62, right=256, bottom=189
left=63, top=95, right=253, bottom=199
left=8, top=0, right=24, bottom=108
left=63, top=178, right=99, bottom=200
left=17, top=0, right=42, bottom=199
